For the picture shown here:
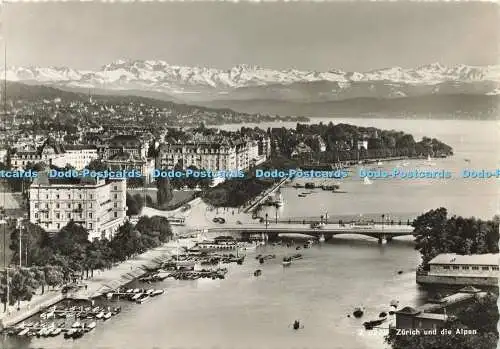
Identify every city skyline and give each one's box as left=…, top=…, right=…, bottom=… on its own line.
left=1, top=2, right=499, bottom=72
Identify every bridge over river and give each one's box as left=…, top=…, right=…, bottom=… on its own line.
left=181, top=222, right=414, bottom=244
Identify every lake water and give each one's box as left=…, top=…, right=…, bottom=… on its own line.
left=3, top=118, right=498, bottom=349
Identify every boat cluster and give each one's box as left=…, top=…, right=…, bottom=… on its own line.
left=351, top=299, right=400, bottom=330
left=166, top=268, right=228, bottom=280
left=106, top=287, right=165, bottom=303
left=5, top=304, right=121, bottom=339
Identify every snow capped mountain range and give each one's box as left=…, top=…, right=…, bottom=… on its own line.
left=2, top=60, right=499, bottom=102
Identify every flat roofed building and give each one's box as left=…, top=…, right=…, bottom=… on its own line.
left=29, top=173, right=127, bottom=240
left=428, top=253, right=499, bottom=277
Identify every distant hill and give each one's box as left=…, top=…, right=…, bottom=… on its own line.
left=200, top=94, right=500, bottom=120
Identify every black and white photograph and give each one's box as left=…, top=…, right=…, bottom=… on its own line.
left=0, top=2, right=498, bottom=349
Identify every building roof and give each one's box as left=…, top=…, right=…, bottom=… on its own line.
left=429, top=253, right=499, bottom=266
left=415, top=313, right=448, bottom=321
left=395, top=306, right=421, bottom=315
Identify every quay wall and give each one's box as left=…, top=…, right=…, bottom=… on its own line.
left=416, top=274, right=499, bottom=287
left=0, top=293, right=66, bottom=330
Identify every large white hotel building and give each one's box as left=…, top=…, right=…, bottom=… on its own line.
left=29, top=173, right=127, bottom=240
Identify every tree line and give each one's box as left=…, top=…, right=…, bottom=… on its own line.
left=412, top=208, right=499, bottom=270
left=1, top=216, right=173, bottom=311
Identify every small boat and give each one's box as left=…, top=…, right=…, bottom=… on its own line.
left=282, top=257, right=292, bottom=266
left=133, top=288, right=141, bottom=293
left=17, top=328, right=30, bottom=336
left=292, top=320, right=301, bottom=330
left=151, top=289, right=165, bottom=296
left=103, top=312, right=112, bottom=320
left=112, top=307, right=122, bottom=315
left=95, top=311, right=104, bottom=319
left=131, top=293, right=143, bottom=301
left=295, top=246, right=301, bottom=250
left=71, top=321, right=81, bottom=328
left=364, top=177, right=373, bottom=185
left=254, top=269, right=262, bottom=277
left=298, top=194, right=306, bottom=198
left=49, top=327, right=62, bottom=337
left=259, top=257, right=265, bottom=264
left=379, top=312, right=387, bottom=318
left=64, top=329, right=76, bottom=339
left=363, top=318, right=387, bottom=330
left=72, top=329, right=84, bottom=339
left=291, top=253, right=302, bottom=260
left=85, top=321, right=97, bottom=332
left=136, top=295, right=151, bottom=304
left=377, top=161, right=383, bottom=166
left=353, top=307, right=364, bottom=318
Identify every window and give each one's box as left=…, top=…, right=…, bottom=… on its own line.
left=443, top=266, right=450, bottom=270
left=34, top=213, right=38, bottom=218
left=56, top=203, right=60, bottom=209
left=89, top=213, right=93, bottom=218
left=56, top=213, right=60, bottom=219
left=462, top=266, right=469, bottom=270
left=67, top=213, right=71, bottom=219
left=35, top=203, right=39, bottom=209
left=114, top=212, right=118, bottom=218
left=114, top=194, right=118, bottom=199
left=452, top=266, right=459, bottom=270
left=113, top=186, right=118, bottom=190
left=482, top=266, right=490, bottom=271
left=57, top=223, right=60, bottom=229
left=89, top=223, right=93, bottom=229
left=493, top=266, right=499, bottom=271
left=472, top=266, right=479, bottom=270
left=56, top=194, right=60, bottom=199
left=67, top=203, right=71, bottom=209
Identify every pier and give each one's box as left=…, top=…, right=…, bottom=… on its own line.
left=243, top=176, right=289, bottom=213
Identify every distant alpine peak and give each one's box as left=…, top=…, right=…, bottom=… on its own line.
left=2, top=61, right=499, bottom=95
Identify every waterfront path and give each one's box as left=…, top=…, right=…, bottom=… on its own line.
left=0, top=237, right=196, bottom=329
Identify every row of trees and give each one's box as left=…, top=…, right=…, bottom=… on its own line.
left=270, top=122, right=453, bottom=161
left=412, top=208, right=499, bottom=269
left=1, top=216, right=173, bottom=311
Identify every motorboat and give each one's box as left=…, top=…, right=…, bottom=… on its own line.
left=136, top=294, right=151, bottom=304
left=282, top=257, right=292, bottom=266
left=103, top=312, right=112, bottom=320
left=254, top=269, right=262, bottom=277
left=49, top=327, right=62, bottom=337
left=71, top=321, right=81, bottom=328
left=85, top=321, right=97, bottom=332
left=151, top=289, right=165, bottom=296
left=95, top=311, right=104, bottom=319
left=363, top=318, right=387, bottom=330
left=64, top=329, right=76, bottom=339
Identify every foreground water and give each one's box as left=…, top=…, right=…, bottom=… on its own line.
left=3, top=118, right=498, bottom=349
left=3, top=239, right=422, bottom=349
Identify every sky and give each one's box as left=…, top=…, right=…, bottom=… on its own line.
left=1, top=2, right=499, bottom=72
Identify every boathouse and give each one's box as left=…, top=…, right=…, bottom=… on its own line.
left=417, top=253, right=499, bottom=286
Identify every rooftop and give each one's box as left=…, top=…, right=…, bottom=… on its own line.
left=429, top=253, right=499, bottom=266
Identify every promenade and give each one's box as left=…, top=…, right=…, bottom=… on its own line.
left=0, top=237, right=196, bottom=329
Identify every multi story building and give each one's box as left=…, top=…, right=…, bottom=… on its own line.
left=29, top=173, right=127, bottom=240
left=52, top=145, right=99, bottom=170
left=106, top=135, right=148, bottom=160
left=157, top=138, right=265, bottom=172
left=10, top=139, right=65, bottom=169
left=416, top=253, right=499, bottom=286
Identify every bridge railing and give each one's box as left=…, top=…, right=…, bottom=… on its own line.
left=255, top=218, right=415, bottom=226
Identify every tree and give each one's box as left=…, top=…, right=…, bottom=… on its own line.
left=9, top=221, right=52, bottom=267
left=10, top=268, right=39, bottom=309
left=156, top=177, right=173, bottom=206
left=32, top=267, right=46, bottom=294
left=44, top=265, right=64, bottom=289
left=412, top=207, right=449, bottom=269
